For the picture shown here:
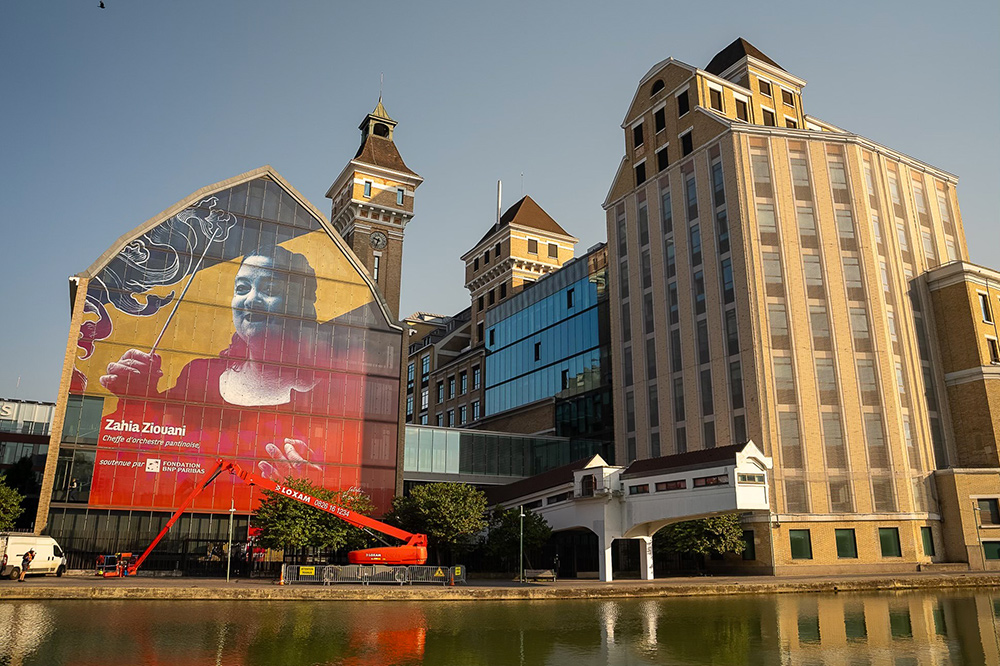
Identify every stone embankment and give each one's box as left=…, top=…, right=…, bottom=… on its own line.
left=2, top=572, right=999, bottom=602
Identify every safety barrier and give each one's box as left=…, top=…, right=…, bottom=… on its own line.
left=282, top=563, right=465, bottom=585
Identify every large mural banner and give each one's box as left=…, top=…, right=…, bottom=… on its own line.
left=64, top=176, right=401, bottom=513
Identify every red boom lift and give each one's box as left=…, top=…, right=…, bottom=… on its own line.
left=104, top=458, right=428, bottom=577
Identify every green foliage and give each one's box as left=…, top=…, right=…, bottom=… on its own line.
left=484, top=506, right=551, bottom=571
left=654, top=514, right=746, bottom=558
left=0, top=474, right=25, bottom=532
left=252, top=477, right=375, bottom=552
left=388, top=483, right=488, bottom=557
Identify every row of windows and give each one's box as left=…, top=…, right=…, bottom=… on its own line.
left=485, top=348, right=605, bottom=416
left=360, top=180, right=405, bottom=206
left=487, top=274, right=600, bottom=350
left=433, top=401, right=479, bottom=427
left=471, top=241, right=504, bottom=272
left=627, top=474, right=729, bottom=495
left=405, top=366, right=481, bottom=417
left=788, top=526, right=935, bottom=561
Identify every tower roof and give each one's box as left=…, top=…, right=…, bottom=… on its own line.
left=353, top=134, right=418, bottom=176
left=475, top=195, right=574, bottom=246
left=370, top=96, right=393, bottom=122
left=705, top=38, right=784, bottom=76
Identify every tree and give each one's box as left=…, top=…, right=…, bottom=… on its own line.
left=484, top=506, right=551, bottom=572
left=252, top=477, right=375, bottom=553
left=654, top=514, right=746, bottom=570
left=0, top=474, right=25, bottom=532
left=387, top=483, right=488, bottom=564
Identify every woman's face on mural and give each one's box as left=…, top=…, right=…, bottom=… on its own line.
left=232, top=255, right=287, bottom=347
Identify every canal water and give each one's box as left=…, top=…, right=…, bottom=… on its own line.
left=1, top=589, right=998, bottom=665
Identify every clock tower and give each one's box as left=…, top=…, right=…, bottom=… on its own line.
left=326, top=97, right=422, bottom=320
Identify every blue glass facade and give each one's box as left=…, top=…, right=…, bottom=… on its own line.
left=485, top=246, right=610, bottom=417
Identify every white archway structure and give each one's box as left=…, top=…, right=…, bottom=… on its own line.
left=491, top=441, right=773, bottom=582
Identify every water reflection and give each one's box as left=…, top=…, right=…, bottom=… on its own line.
left=0, top=590, right=998, bottom=665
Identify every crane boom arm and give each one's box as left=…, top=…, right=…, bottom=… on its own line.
left=126, top=458, right=426, bottom=576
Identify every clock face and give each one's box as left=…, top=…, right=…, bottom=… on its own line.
left=370, top=231, right=388, bottom=250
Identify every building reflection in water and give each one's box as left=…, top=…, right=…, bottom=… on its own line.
left=0, top=590, right=997, bottom=665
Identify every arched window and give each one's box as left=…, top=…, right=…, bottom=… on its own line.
left=650, top=79, right=665, bottom=96
left=373, top=123, right=390, bottom=137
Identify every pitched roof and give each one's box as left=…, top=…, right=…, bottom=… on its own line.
left=705, top=38, right=784, bottom=76
left=370, top=96, right=393, bottom=122
left=475, top=195, right=574, bottom=246
left=620, top=444, right=742, bottom=478
left=353, top=134, right=418, bottom=177
left=484, top=456, right=598, bottom=505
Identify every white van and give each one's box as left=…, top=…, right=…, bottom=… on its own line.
left=0, top=534, right=68, bottom=579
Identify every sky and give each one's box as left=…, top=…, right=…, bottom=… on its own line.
left=1, top=1, right=997, bottom=403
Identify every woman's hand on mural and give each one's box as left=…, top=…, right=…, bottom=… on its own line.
left=258, top=438, right=320, bottom=480
left=99, top=350, right=163, bottom=396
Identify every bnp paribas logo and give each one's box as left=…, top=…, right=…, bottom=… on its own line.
left=145, top=458, right=161, bottom=473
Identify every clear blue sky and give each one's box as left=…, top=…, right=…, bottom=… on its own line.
left=2, top=1, right=997, bottom=402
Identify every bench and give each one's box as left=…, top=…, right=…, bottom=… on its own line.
left=524, top=569, right=557, bottom=581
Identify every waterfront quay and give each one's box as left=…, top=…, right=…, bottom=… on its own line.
left=3, top=571, right=999, bottom=602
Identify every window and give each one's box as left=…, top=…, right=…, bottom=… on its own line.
left=693, top=270, right=706, bottom=315
left=763, top=252, right=783, bottom=295
left=693, top=474, right=729, bottom=487
left=566, top=288, right=575, bottom=309
left=495, top=242, right=501, bottom=257
left=459, top=371, right=467, bottom=395
left=673, top=377, right=685, bottom=421
left=534, top=341, right=542, bottom=362
left=656, top=146, right=669, bottom=172
left=548, top=243, right=558, bottom=259
left=757, top=203, right=777, bottom=236
left=780, top=411, right=802, bottom=468
left=690, top=225, right=702, bottom=266
left=656, top=480, right=686, bottom=492
left=477, top=295, right=484, bottom=310
left=829, top=478, right=852, bottom=511
left=633, top=122, right=644, bottom=148
left=720, top=258, right=734, bottom=304
left=836, top=529, right=858, bottom=558
left=447, top=409, right=455, bottom=427
left=774, top=357, right=796, bottom=403
left=654, top=107, right=666, bottom=133
left=670, top=328, right=682, bottom=372
left=725, top=309, right=739, bottom=356
left=459, top=405, right=467, bottom=425
left=448, top=376, right=456, bottom=399
left=761, top=108, right=776, bottom=127
left=405, top=394, right=413, bottom=416
left=810, top=306, right=831, bottom=350
left=488, top=289, right=495, bottom=306
left=789, top=530, right=812, bottom=559
left=738, top=473, right=765, bottom=484
left=700, top=368, right=713, bottom=415
left=709, top=87, right=723, bottom=111
left=921, top=527, right=935, bottom=556
left=703, top=421, right=716, bottom=448
left=473, top=366, right=481, bottom=389
left=716, top=210, right=730, bottom=254
left=363, top=180, right=372, bottom=197
left=407, top=362, right=415, bottom=384
left=879, top=527, right=902, bottom=557
left=650, top=79, right=664, bottom=95
left=668, top=282, right=678, bottom=324
left=978, top=498, right=1000, bottom=526
left=474, top=257, right=479, bottom=271
left=980, top=293, right=993, bottom=323
left=372, top=255, right=380, bottom=282
left=396, top=188, right=405, bottom=206
left=629, top=484, right=650, bottom=495
left=484, top=248, right=490, bottom=264
left=635, top=162, right=646, bottom=185
left=857, top=360, right=880, bottom=406
left=984, top=542, right=1000, bottom=560
left=729, top=361, right=744, bottom=409
left=500, top=283, right=507, bottom=299
left=420, top=388, right=428, bottom=410
left=758, top=79, right=772, bottom=96
left=472, top=401, right=480, bottom=421
left=421, top=355, right=430, bottom=377
left=685, top=174, right=698, bottom=221
left=681, top=131, right=693, bottom=156
left=661, top=189, right=672, bottom=234
left=785, top=117, right=797, bottom=129
left=816, top=358, right=838, bottom=405
left=527, top=238, right=538, bottom=254
left=677, top=89, right=689, bottom=116
left=437, top=381, right=444, bottom=403
left=742, top=530, right=756, bottom=560
left=735, top=98, right=749, bottom=122
left=711, top=161, right=726, bottom=207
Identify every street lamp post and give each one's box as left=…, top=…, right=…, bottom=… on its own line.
left=226, top=499, right=235, bottom=583
left=519, top=505, right=525, bottom=584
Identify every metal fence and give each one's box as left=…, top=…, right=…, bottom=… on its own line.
left=282, top=564, right=466, bottom=586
